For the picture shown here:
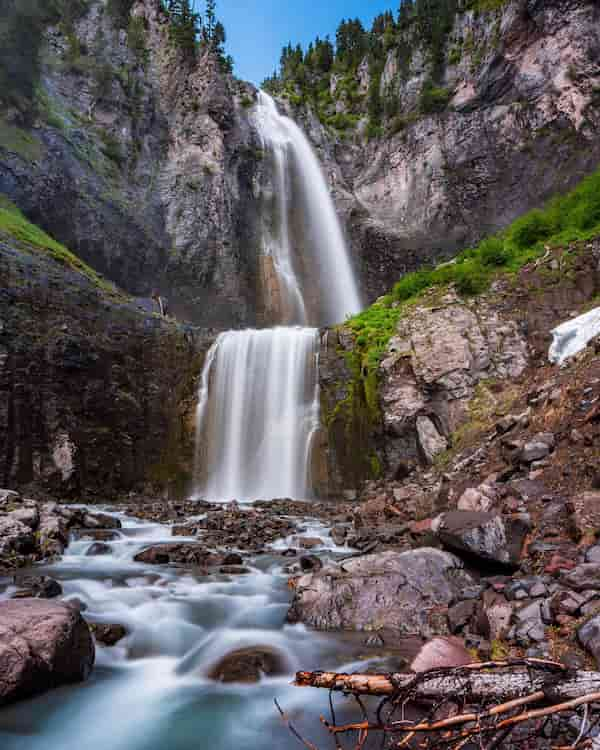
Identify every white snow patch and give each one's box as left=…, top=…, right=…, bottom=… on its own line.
left=549, top=307, right=600, bottom=365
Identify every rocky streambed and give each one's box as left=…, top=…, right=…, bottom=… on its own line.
left=0, top=497, right=417, bottom=750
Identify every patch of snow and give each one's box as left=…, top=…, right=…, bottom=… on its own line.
left=549, top=307, right=600, bottom=365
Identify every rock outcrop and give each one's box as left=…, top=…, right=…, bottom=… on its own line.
left=0, top=220, right=212, bottom=499
left=287, top=548, right=475, bottom=636
left=286, top=0, right=600, bottom=303
left=0, top=599, right=95, bottom=706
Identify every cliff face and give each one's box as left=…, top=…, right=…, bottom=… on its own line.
left=285, top=0, right=600, bottom=304
left=0, top=0, right=263, bottom=328
left=0, top=207, right=213, bottom=501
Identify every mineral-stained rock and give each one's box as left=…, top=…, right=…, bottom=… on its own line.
left=287, top=548, right=475, bottom=636
left=207, top=646, right=289, bottom=683
left=436, top=511, right=529, bottom=568
left=0, top=599, right=94, bottom=706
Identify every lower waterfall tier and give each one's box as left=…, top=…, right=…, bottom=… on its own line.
left=194, top=327, right=320, bottom=502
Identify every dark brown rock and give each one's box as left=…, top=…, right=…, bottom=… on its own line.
left=90, top=623, right=127, bottom=646
left=208, top=646, right=288, bottom=683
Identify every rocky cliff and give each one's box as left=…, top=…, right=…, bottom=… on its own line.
left=0, top=0, right=263, bottom=328
left=280, top=0, right=600, bottom=303
left=0, top=201, right=212, bottom=500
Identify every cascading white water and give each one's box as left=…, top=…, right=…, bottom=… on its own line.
left=196, top=327, right=319, bottom=502
left=254, top=91, right=361, bottom=325
left=194, top=91, right=362, bottom=502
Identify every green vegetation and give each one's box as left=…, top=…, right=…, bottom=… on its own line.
left=0, top=195, right=121, bottom=295
left=418, top=80, right=453, bottom=114
left=263, top=0, right=464, bottom=136
left=0, top=119, right=44, bottom=161
left=345, top=166, right=600, bottom=382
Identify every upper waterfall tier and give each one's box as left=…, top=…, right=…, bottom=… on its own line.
left=253, top=91, right=362, bottom=326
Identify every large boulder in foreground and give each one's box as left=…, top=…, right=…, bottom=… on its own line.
left=287, top=549, right=475, bottom=636
left=0, top=599, right=95, bottom=706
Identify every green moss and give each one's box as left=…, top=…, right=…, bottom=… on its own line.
left=0, top=119, right=44, bottom=161
left=345, top=165, right=600, bottom=385
left=0, top=194, right=122, bottom=297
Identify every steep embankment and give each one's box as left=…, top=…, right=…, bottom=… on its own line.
left=0, top=0, right=261, bottom=327
left=0, top=197, right=212, bottom=499
left=317, top=167, right=600, bottom=497
left=276, top=0, right=600, bottom=302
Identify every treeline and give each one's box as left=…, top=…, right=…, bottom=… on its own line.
left=161, top=0, right=233, bottom=72
left=262, top=0, right=461, bottom=137
left=0, top=0, right=233, bottom=120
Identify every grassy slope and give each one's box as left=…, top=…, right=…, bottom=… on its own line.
left=347, top=167, right=600, bottom=375
left=0, top=194, right=124, bottom=298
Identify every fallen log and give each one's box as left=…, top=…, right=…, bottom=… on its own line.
left=295, top=660, right=600, bottom=703
left=289, top=661, right=600, bottom=749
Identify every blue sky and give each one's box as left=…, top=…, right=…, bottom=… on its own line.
left=210, top=0, right=397, bottom=84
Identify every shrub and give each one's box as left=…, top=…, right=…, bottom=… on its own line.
left=508, top=209, right=554, bottom=250
left=418, top=81, right=453, bottom=114
left=478, top=236, right=511, bottom=267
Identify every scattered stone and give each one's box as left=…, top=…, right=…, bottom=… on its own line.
left=219, top=565, right=250, bottom=575
left=436, top=511, right=529, bottom=568
left=578, top=615, right=600, bottom=667
left=569, top=491, right=600, bottom=541
left=91, top=623, right=127, bottom=646
left=222, top=552, right=243, bottom=566
left=298, top=537, right=322, bottom=549
left=0, top=599, right=94, bottom=706
left=208, top=646, right=288, bottom=683
left=12, top=575, right=62, bottom=599
left=299, top=555, right=322, bottom=572
left=86, top=542, right=112, bottom=557
left=447, top=600, right=476, bottom=634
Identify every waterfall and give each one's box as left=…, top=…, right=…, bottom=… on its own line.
left=254, top=91, right=362, bottom=326
left=193, top=91, right=361, bottom=502
left=195, top=328, right=320, bottom=502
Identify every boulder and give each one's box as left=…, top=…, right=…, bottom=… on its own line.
left=91, top=623, right=127, bottom=646
left=436, top=511, right=528, bottom=568
left=134, top=543, right=215, bottom=566
left=8, top=505, right=40, bottom=530
left=298, top=537, right=322, bottom=549
left=222, top=552, right=243, bottom=566
left=299, top=555, right=323, bottom=572
left=0, top=518, right=35, bottom=562
left=82, top=512, right=122, bottom=530
left=287, top=548, right=475, bottom=636
left=569, top=491, right=600, bottom=541
left=562, top=564, right=600, bottom=591
left=208, top=646, right=288, bottom=683
left=12, top=575, right=63, bottom=599
left=578, top=615, right=600, bottom=667
left=411, top=637, right=473, bottom=673
left=219, top=565, right=250, bottom=575
left=86, top=542, right=112, bottom=556
left=0, top=599, right=94, bottom=706
left=416, top=416, right=447, bottom=464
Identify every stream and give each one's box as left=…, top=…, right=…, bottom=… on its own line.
left=0, top=508, right=378, bottom=750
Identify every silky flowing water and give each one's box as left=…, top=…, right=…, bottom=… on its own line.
left=0, top=511, right=375, bottom=750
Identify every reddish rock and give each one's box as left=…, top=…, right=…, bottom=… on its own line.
left=544, top=554, right=576, bottom=576
left=411, top=637, right=473, bottom=673
left=0, top=599, right=94, bottom=706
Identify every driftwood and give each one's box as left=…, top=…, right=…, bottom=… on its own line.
left=285, top=660, right=600, bottom=750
